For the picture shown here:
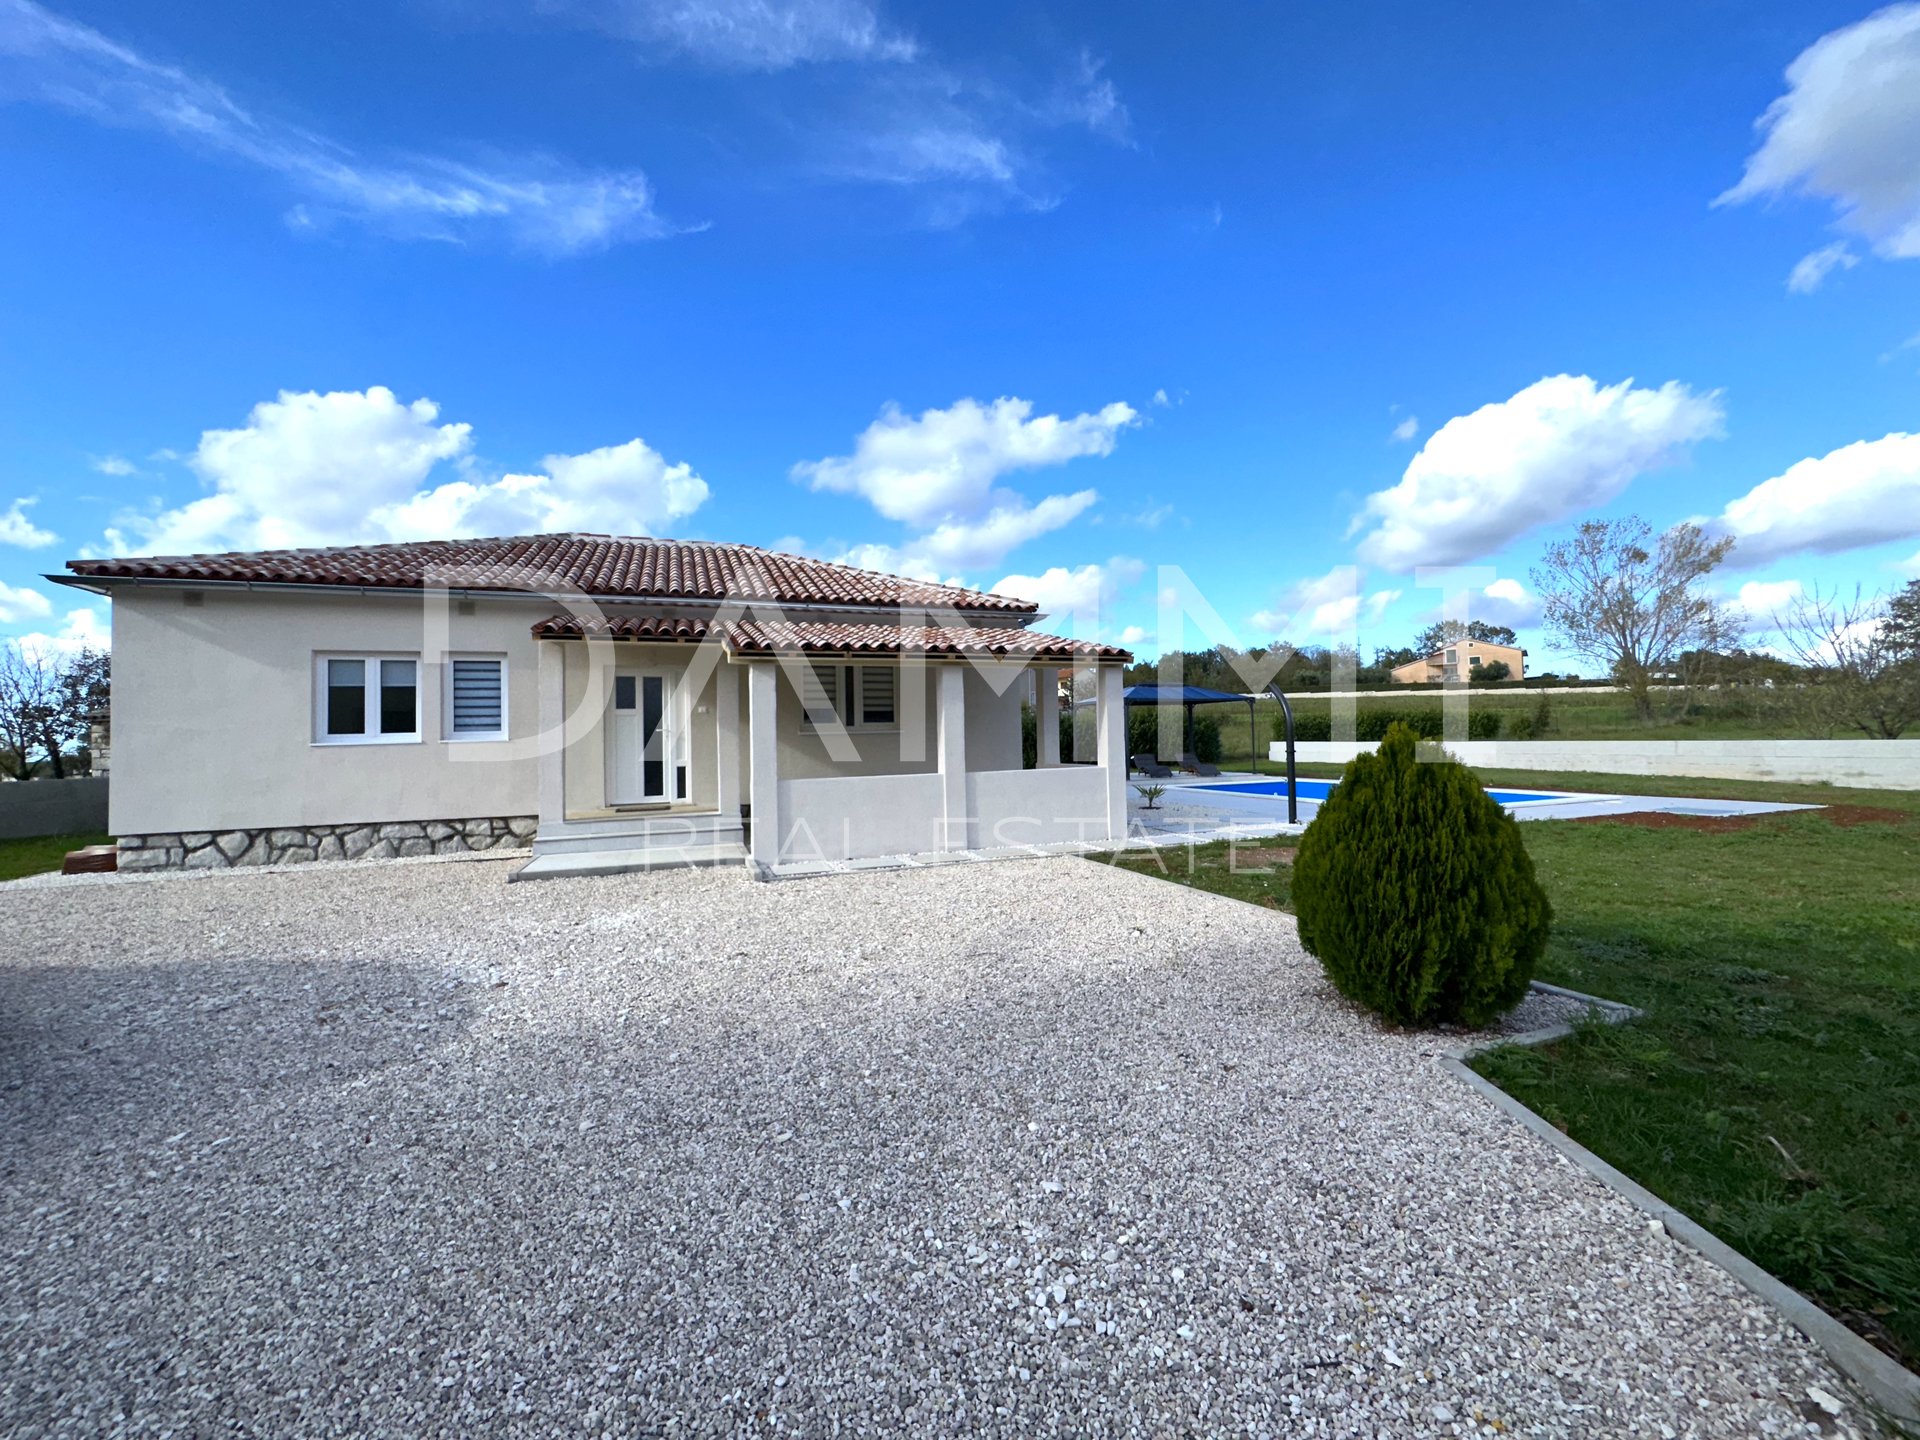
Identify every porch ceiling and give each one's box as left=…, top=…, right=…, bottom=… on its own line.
left=530, top=612, right=1131, bottom=663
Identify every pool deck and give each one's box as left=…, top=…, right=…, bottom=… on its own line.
left=747, top=773, right=1816, bottom=879
left=1130, top=771, right=1819, bottom=842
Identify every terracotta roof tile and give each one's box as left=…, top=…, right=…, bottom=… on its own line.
left=531, top=612, right=1130, bottom=662
left=66, top=533, right=1037, bottom=614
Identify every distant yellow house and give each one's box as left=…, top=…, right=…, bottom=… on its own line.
left=1390, top=640, right=1527, bottom=685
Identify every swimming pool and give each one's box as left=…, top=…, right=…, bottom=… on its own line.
left=1192, top=778, right=1565, bottom=806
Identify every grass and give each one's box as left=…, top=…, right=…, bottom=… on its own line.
left=0, top=831, right=112, bottom=882
left=1088, top=772, right=1920, bottom=1369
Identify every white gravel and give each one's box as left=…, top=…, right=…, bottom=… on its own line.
left=0, top=855, right=1866, bottom=1438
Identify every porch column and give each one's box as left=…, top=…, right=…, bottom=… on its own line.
left=1095, top=663, right=1126, bottom=841
left=936, top=663, right=968, bottom=851
left=536, top=640, right=565, bottom=827
left=715, top=660, right=742, bottom=823
left=747, top=661, right=780, bottom=869
left=1035, top=664, right=1060, bottom=767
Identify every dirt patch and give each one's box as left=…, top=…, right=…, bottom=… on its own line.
left=1819, top=803, right=1912, bottom=827
left=1572, top=803, right=1911, bottom=834
left=1229, top=846, right=1296, bottom=866
left=1571, top=812, right=1760, bottom=833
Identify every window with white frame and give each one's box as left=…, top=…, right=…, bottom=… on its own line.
left=445, top=655, right=507, bottom=741
left=801, top=662, right=899, bottom=730
left=316, top=654, right=420, bottom=743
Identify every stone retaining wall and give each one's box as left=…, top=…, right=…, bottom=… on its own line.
left=119, top=816, right=538, bottom=871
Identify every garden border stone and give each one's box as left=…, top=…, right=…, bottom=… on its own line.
left=1449, top=986, right=1920, bottom=1428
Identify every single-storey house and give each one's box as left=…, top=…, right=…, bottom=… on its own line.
left=1389, top=639, right=1527, bottom=685
left=53, top=533, right=1133, bottom=877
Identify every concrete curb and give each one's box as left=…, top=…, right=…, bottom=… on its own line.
left=1449, top=995, right=1920, bottom=1430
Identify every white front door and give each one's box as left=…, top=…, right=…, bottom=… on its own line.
left=608, top=671, right=675, bottom=805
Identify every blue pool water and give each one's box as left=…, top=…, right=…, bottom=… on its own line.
left=1194, top=778, right=1561, bottom=806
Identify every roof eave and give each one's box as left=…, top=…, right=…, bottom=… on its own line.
left=63, top=571, right=1038, bottom=619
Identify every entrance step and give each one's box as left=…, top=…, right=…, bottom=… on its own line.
left=531, top=813, right=743, bottom=857
left=510, top=841, right=749, bottom=882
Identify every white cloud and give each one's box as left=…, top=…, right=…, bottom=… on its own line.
left=0, top=0, right=670, bottom=255
left=914, top=491, right=1098, bottom=572
left=822, top=541, right=949, bottom=586
left=540, top=0, right=918, bottom=69
left=794, top=395, right=1134, bottom=571
left=810, top=52, right=1131, bottom=221
left=1714, top=430, right=1920, bottom=565
left=1151, top=388, right=1170, bottom=407
left=1718, top=4, right=1920, bottom=266
left=0, top=497, right=56, bottom=547
left=0, top=581, right=54, bottom=622
left=1389, top=415, right=1420, bottom=443
left=1364, top=588, right=1401, bottom=622
left=1737, top=578, right=1804, bottom=615
left=13, top=604, right=107, bottom=659
left=1787, top=242, right=1859, bottom=293
left=89, top=454, right=135, bottom=476
left=991, top=556, right=1145, bottom=631
left=1117, top=624, right=1148, bottom=645
left=1122, top=500, right=1173, bottom=529
left=103, top=386, right=710, bottom=555
left=1478, top=577, right=1539, bottom=627
left=1354, top=374, right=1725, bottom=570
left=797, top=396, right=1136, bottom=527
left=1250, top=565, right=1364, bottom=640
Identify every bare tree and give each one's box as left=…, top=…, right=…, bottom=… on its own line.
left=1772, top=586, right=1919, bottom=739
left=0, top=642, right=110, bottom=778
left=1533, top=518, right=1741, bottom=724
left=0, top=641, right=55, bottom=780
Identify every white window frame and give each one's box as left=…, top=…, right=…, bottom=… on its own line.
left=314, top=652, right=422, bottom=746
left=799, top=662, right=901, bottom=733
left=443, top=653, right=509, bottom=743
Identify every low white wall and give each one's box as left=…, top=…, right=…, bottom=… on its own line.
left=0, top=777, right=111, bottom=840
left=968, top=765, right=1114, bottom=849
left=777, top=772, right=946, bottom=861
left=1268, top=738, right=1920, bottom=790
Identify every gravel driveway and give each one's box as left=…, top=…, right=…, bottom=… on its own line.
left=1, top=856, right=1861, bottom=1438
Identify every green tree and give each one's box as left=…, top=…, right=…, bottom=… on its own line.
left=1885, top=579, right=1920, bottom=659
left=1291, top=724, right=1551, bottom=1027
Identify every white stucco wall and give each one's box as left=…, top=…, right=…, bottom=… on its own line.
left=963, top=663, right=1027, bottom=773
left=1268, top=738, right=1920, bottom=790
left=777, top=772, right=948, bottom=860
left=967, top=765, right=1114, bottom=849
left=109, top=587, right=548, bottom=834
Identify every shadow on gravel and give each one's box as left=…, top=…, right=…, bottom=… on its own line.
left=0, top=956, right=475, bottom=1147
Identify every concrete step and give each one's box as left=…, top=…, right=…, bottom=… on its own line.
left=532, top=815, right=744, bottom=856
left=510, top=841, right=749, bottom=882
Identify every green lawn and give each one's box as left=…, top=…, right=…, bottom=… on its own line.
left=1088, top=774, right=1920, bottom=1370
left=0, top=832, right=113, bottom=882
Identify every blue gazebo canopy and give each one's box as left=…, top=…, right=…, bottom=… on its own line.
left=1121, top=684, right=1250, bottom=706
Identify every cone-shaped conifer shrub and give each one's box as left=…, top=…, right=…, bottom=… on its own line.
left=1291, top=723, right=1550, bottom=1027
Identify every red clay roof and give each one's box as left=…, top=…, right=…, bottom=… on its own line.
left=66, top=533, right=1037, bottom=614
left=531, top=612, right=1131, bottom=662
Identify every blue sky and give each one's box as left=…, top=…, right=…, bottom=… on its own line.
left=2, top=0, right=1917, bottom=668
